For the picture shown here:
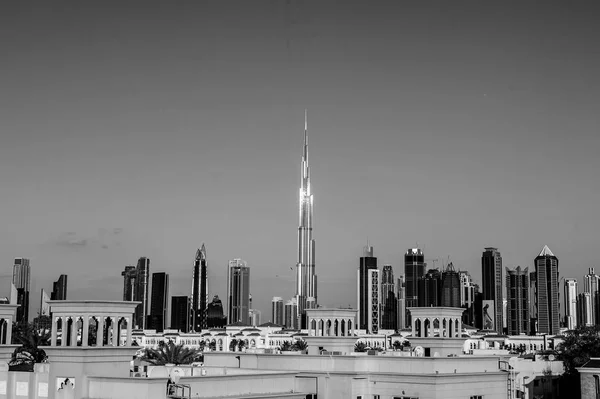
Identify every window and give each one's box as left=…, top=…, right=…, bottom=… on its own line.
left=470, top=396, right=483, bottom=399
left=374, top=396, right=380, bottom=399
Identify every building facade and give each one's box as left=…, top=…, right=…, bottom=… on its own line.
left=531, top=245, right=560, bottom=335
left=506, top=266, right=530, bottom=335
left=207, top=295, right=227, bottom=328
left=482, top=247, right=504, bottom=334
left=577, top=292, right=593, bottom=327
left=366, top=269, right=380, bottom=334
left=459, top=271, right=476, bottom=325
left=583, top=268, right=599, bottom=325
left=134, top=257, right=150, bottom=329
left=227, top=259, right=250, bottom=325
left=396, top=275, right=406, bottom=330
left=295, top=112, right=317, bottom=327
left=272, top=297, right=284, bottom=326
left=405, top=248, right=424, bottom=326
left=148, top=272, right=169, bottom=332
left=418, top=269, right=441, bottom=307
left=192, top=244, right=209, bottom=332
left=121, top=265, right=136, bottom=301
left=380, top=265, right=397, bottom=330
left=284, top=298, right=298, bottom=329
left=170, top=295, right=190, bottom=332
left=441, top=263, right=461, bottom=308
left=51, top=274, right=68, bottom=300
left=12, top=257, right=30, bottom=323
left=564, top=278, right=578, bottom=330
left=357, top=245, right=377, bottom=330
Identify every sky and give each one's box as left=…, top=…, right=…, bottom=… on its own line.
left=1, top=2, right=599, bottom=322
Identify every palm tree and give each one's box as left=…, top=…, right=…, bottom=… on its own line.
left=208, top=341, right=217, bottom=351
left=280, top=341, right=293, bottom=351
left=237, top=340, right=246, bottom=352
left=197, top=341, right=206, bottom=352
left=402, top=341, right=411, bottom=350
left=292, top=339, right=308, bottom=352
left=141, top=341, right=203, bottom=366
left=9, top=323, right=50, bottom=371
left=392, top=341, right=403, bottom=351
left=229, top=339, right=238, bottom=351
left=354, top=342, right=367, bottom=352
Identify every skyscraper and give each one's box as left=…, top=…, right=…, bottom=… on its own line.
left=418, top=269, right=441, bottom=307
left=440, top=263, right=461, bottom=308
left=284, top=298, right=298, bottom=329
left=148, top=272, right=169, bottom=332
left=396, top=276, right=406, bottom=330
left=272, top=297, right=284, bottom=326
left=249, top=309, right=261, bottom=326
left=357, top=244, right=377, bottom=330
left=564, top=278, right=578, bottom=330
left=192, top=244, right=209, bottom=332
left=121, top=266, right=136, bottom=301
left=404, top=248, right=424, bottom=325
left=170, top=296, right=190, bottom=333
left=578, top=292, right=593, bottom=327
left=481, top=247, right=504, bottom=334
left=207, top=295, right=227, bottom=328
left=531, top=245, right=560, bottom=335
left=459, top=271, right=476, bottom=325
left=583, top=268, right=599, bottom=325
left=380, top=265, right=397, bottom=330
left=295, top=111, right=317, bottom=327
left=12, top=258, right=30, bottom=323
left=51, top=274, right=68, bottom=300
left=227, top=259, right=250, bottom=325
left=506, top=266, right=530, bottom=335
left=367, top=269, right=380, bottom=334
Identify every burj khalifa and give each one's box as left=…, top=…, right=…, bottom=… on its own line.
left=296, top=110, right=317, bottom=326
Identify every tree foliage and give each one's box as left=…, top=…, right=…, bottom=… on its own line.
left=9, top=323, right=50, bottom=370
left=557, top=325, right=600, bottom=375
left=229, top=339, right=238, bottom=351
left=279, top=341, right=293, bottom=351
left=141, top=341, right=203, bottom=366
left=292, top=339, right=308, bottom=351
left=354, top=342, right=367, bottom=352
left=237, top=340, right=246, bottom=351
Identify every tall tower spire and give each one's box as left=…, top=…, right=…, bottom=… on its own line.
left=296, top=109, right=317, bottom=328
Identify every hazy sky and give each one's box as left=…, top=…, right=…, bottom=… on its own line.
left=1, top=2, right=599, bottom=321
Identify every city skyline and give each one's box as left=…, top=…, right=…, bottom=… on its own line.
left=1, top=2, right=600, bottom=321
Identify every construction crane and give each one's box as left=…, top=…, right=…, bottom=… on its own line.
left=425, top=258, right=440, bottom=270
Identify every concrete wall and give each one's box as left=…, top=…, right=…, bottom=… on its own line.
left=0, top=364, right=49, bottom=399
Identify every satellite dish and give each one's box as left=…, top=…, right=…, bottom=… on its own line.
left=171, top=368, right=183, bottom=384
left=548, top=354, right=555, bottom=361
left=413, top=346, right=424, bottom=357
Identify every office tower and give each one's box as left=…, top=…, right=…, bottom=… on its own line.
left=405, top=248, right=425, bottom=325
left=380, top=265, right=397, bottom=330
left=207, top=295, right=227, bottom=328
left=130, top=257, right=150, bottom=329
left=295, top=111, right=317, bottom=328
left=440, top=263, right=461, bottom=308
left=578, top=292, right=593, bottom=327
left=531, top=245, right=560, bottom=335
left=418, top=269, right=441, bottom=307
left=357, top=244, right=377, bottom=330
left=227, top=259, right=250, bottom=325
left=148, top=272, right=169, bottom=332
left=121, top=266, right=136, bottom=301
left=481, top=247, right=504, bottom=334
left=284, top=298, right=298, bottom=329
left=505, top=266, right=530, bottom=335
left=583, top=268, right=599, bottom=325
left=39, top=289, right=50, bottom=316
left=396, top=276, right=406, bottom=330
left=50, top=274, right=68, bottom=300
left=459, top=271, right=476, bottom=325
left=249, top=309, right=261, bottom=326
left=171, top=296, right=190, bottom=333
left=12, top=258, right=31, bottom=323
left=192, top=244, right=209, bottom=332
left=366, top=269, right=380, bottom=334
left=564, top=278, right=578, bottom=330
left=272, top=297, right=284, bottom=325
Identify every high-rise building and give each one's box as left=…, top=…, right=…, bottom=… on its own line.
left=441, top=263, right=461, bottom=308
left=578, top=292, right=593, bottom=327
left=531, top=245, right=560, bottom=335
left=148, top=272, right=169, bottom=332
left=418, top=269, right=441, bottom=307
left=51, top=274, right=68, bottom=300
left=192, top=244, right=209, bottom=332
left=367, top=269, right=380, bottom=334
left=284, top=298, right=298, bottom=329
left=207, top=295, right=227, bottom=328
left=380, top=265, right=397, bottom=330
left=272, top=297, right=284, bottom=326
left=125, top=257, right=150, bottom=329
left=295, top=111, right=317, bottom=327
left=404, top=248, right=424, bottom=326
left=505, top=266, right=530, bottom=335
left=249, top=309, right=261, bottom=326
left=564, top=278, right=578, bottom=330
left=583, top=268, right=599, bottom=325
left=459, top=271, right=476, bottom=325
left=39, top=289, right=50, bottom=316
left=170, top=296, right=190, bottom=333
left=481, top=247, right=504, bottom=334
left=121, top=266, right=136, bottom=301
left=12, top=258, right=31, bottom=323
left=357, top=245, right=378, bottom=330
left=396, top=276, right=406, bottom=330
left=227, top=259, right=250, bottom=325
